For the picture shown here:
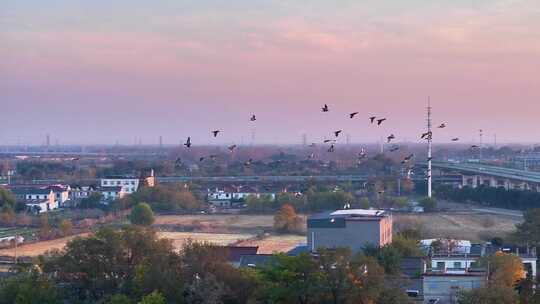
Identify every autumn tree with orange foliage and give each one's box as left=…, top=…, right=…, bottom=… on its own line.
left=273, top=203, right=302, bottom=234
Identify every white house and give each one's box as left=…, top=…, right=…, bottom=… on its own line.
left=9, top=187, right=59, bottom=213
left=101, top=176, right=140, bottom=194
left=100, top=186, right=126, bottom=202
left=207, top=186, right=276, bottom=207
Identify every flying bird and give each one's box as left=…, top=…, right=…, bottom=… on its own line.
left=349, top=112, right=359, bottom=119
left=175, top=157, right=182, bottom=167
left=323, top=139, right=336, bottom=143
left=402, top=154, right=414, bottom=164
left=369, top=116, right=377, bottom=124
left=308, top=153, right=315, bottom=159
left=427, top=157, right=433, bottom=161
left=438, top=123, right=447, bottom=128
left=358, top=148, right=367, bottom=158
left=228, top=144, right=237, bottom=152
left=209, top=154, right=218, bottom=161
left=328, top=144, right=335, bottom=153
left=421, top=131, right=432, bottom=140
left=334, top=130, right=342, bottom=137
left=184, top=137, right=191, bottom=148
left=322, top=104, right=329, bottom=112
left=199, top=157, right=205, bottom=162
left=404, top=154, right=415, bottom=161
left=451, top=138, right=460, bottom=142
left=389, top=146, right=400, bottom=152
left=250, top=114, right=256, bottom=121
left=377, top=118, right=387, bottom=125
left=387, top=134, right=395, bottom=143
left=244, top=158, right=253, bottom=166
left=212, top=130, right=220, bottom=137
left=470, top=145, right=480, bottom=149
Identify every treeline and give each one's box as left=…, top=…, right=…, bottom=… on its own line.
left=436, top=185, right=540, bottom=210
left=245, top=188, right=355, bottom=213
left=0, top=226, right=420, bottom=304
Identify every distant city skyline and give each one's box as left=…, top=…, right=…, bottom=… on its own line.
left=1, top=1, right=539, bottom=145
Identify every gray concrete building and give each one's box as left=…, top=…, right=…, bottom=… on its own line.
left=307, top=209, right=392, bottom=253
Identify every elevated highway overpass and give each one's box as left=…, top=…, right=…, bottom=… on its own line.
left=431, top=162, right=540, bottom=191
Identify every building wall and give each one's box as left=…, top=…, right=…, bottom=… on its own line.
left=423, top=275, right=485, bottom=304
left=308, top=220, right=383, bottom=253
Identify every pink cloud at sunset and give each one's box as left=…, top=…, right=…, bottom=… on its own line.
left=0, top=0, right=539, bottom=145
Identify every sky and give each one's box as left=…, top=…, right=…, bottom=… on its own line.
left=1, top=0, right=539, bottom=145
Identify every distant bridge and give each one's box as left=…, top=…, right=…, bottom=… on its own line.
left=431, top=162, right=540, bottom=191
left=157, top=175, right=460, bottom=184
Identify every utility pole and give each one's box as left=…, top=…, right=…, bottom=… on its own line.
left=427, top=98, right=433, bottom=198
left=479, top=129, right=483, bottom=162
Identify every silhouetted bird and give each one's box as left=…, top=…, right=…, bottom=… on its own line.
left=452, top=138, right=460, bottom=142
left=421, top=131, right=432, bottom=140
left=349, top=112, right=359, bottom=119
left=228, top=144, right=237, bottom=152
left=210, top=155, right=218, bottom=161
left=322, top=104, right=329, bottom=112
left=175, top=157, right=182, bottom=167
left=334, top=130, right=342, bottom=137
left=470, top=145, right=480, bottom=149
left=212, top=130, right=220, bottom=137
left=377, top=118, right=387, bottom=125
left=250, top=114, right=256, bottom=121
left=309, top=143, right=316, bottom=148
left=387, top=134, right=395, bottom=143
left=184, top=137, right=191, bottom=148
left=438, top=123, right=446, bottom=128
left=199, top=157, right=205, bottom=162
left=323, top=139, right=336, bottom=143
left=427, top=157, right=433, bottom=161
left=358, top=149, right=367, bottom=159
left=369, top=116, right=377, bottom=124
left=389, top=146, right=400, bottom=152
left=404, top=154, right=414, bottom=161
left=328, top=144, right=335, bottom=152
left=308, top=153, right=315, bottom=159
left=244, top=158, right=253, bottom=166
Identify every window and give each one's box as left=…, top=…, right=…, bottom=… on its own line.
left=103, top=181, right=108, bottom=185
left=453, top=262, right=462, bottom=269
left=436, top=262, right=445, bottom=269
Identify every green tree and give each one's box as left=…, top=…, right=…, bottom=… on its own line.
left=130, top=203, right=155, bottom=226
left=358, top=197, right=370, bottom=209
left=515, top=208, right=540, bottom=247
left=80, top=192, right=103, bottom=209
left=419, top=197, right=437, bottom=212
left=258, top=253, right=323, bottom=304
left=0, top=270, right=59, bottom=304
left=0, top=187, right=15, bottom=209
left=109, top=294, right=132, bottom=304
left=59, top=219, right=73, bottom=237
left=138, top=291, right=165, bottom=304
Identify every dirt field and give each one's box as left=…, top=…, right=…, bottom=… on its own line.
left=0, top=211, right=520, bottom=257
left=0, top=233, right=90, bottom=257
left=394, top=212, right=519, bottom=241
left=154, top=214, right=275, bottom=233
left=234, top=235, right=306, bottom=254
left=157, top=232, right=255, bottom=250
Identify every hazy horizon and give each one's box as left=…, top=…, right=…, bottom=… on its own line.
left=2, top=1, right=539, bottom=145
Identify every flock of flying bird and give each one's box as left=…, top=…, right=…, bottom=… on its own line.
left=175, top=103, right=478, bottom=169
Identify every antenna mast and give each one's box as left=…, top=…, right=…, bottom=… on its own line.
left=427, top=98, right=433, bottom=198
